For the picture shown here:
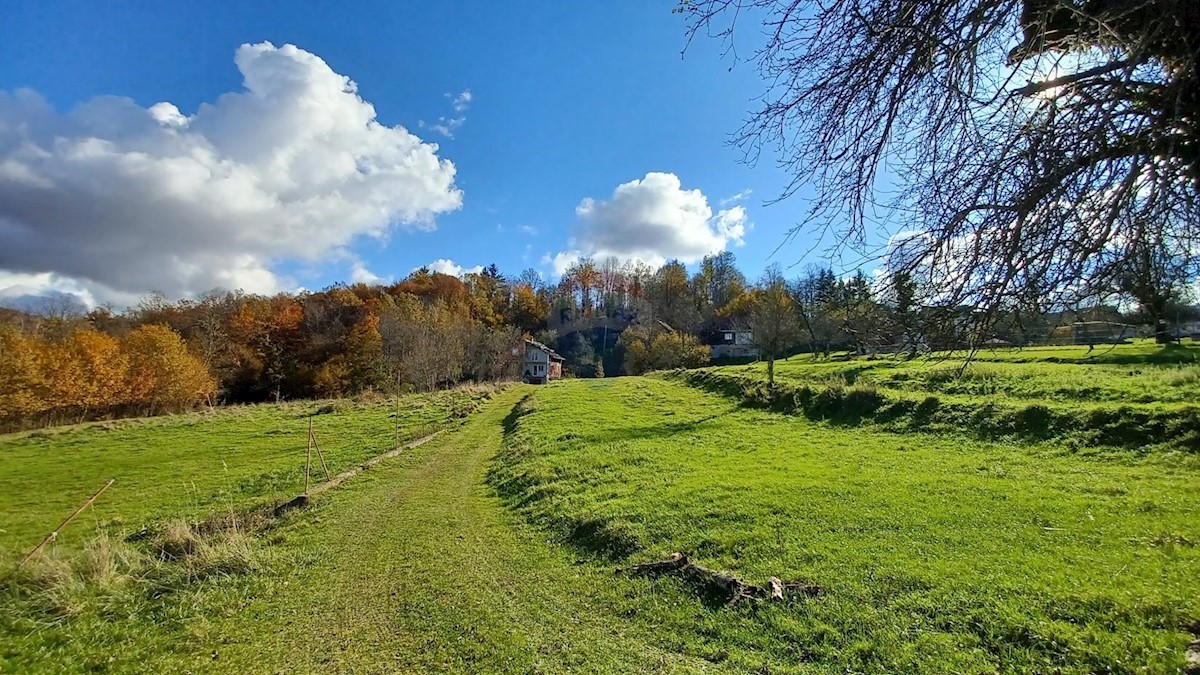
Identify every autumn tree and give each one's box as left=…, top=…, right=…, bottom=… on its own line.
left=465, top=325, right=522, bottom=382
left=693, top=251, right=749, bottom=334
left=618, top=326, right=710, bottom=375
left=749, top=267, right=801, bottom=386
left=46, top=330, right=129, bottom=418
left=648, top=260, right=700, bottom=331
left=465, top=264, right=511, bottom=328
left=509, top=282, right=550, bottom=334
left=121, top=325, right=216, bottom=414
left=0, top=327, right=47, bottom=423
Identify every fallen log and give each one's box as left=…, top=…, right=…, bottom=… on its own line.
left=629, top=551, right=689, bottom=574
left=626, top=552, right=820, bottom=606
left=272, top=494, right=309, bottom=518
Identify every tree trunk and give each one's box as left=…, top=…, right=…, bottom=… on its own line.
left=767, top=354, right=776, bottom=387
left=1155, top=319, right=1170, bottom=344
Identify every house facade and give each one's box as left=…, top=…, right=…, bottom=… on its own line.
left=709, top=328, right=758, bottom=359
left=523, top=339, right=564, bottom=384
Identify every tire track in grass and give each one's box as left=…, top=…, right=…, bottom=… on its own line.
left=208, top=387, right=722, bottom=674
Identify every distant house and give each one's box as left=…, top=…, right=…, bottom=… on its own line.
left=708, top=324, right=758, bottom=359
left=1071, top=321, right=1135, bottom=344
left=1169, top=321, right=1200, bottom=340
left=523, top=339, right=564, bottom=384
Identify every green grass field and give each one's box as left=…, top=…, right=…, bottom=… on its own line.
left=720, top=341, right=1200, bottom=405
left=493, top=377, right=1200, bottom=672
left=2, top=344, right=1199, bottom=673
left=694, top=342, right=1200, bottom=454
left=0, top=389, right=491, bottom=556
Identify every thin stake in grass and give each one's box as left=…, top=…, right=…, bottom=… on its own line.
left=19, top=478, right=115, bottom=568
left=309, top=418, right=331, bottom=481
left=305, top=423, right=312, bottom=496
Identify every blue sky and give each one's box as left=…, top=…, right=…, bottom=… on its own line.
left=0, top=0, right=834, bottom=307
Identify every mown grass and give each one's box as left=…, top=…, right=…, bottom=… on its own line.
left=0, top=385, right=501, bottom=673
left=0, top=387, right=494, bottom=555
left=3, top=386, right=723, bottom=673
left=491, top=377, right=1200, bottom=673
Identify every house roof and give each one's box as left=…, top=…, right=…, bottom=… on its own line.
left=524, top=338, right=565, bottom=362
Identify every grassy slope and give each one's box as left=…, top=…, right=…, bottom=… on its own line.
left=0, top=390, right=484, bottom=556
left=492, top=377, right=1200, bottom=673
left=190, top=386, right=716, bottom=674
left=6, top=348, right=1200, bottom=673
left=723, top=341, right=1200, bottom=406
left=2, top=387, right=725, bottom=673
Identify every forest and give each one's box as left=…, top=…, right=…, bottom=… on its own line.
left=1, top=250, right=1192, bottom=431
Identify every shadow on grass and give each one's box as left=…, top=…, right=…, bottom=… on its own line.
left=667, top=369, right=1200, bottom=452
left=491, top=393, right=643, bottom=562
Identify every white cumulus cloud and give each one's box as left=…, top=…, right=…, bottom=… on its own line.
left=0, top=270, right=105, bottom=310
left=541, top=250, right=584, bottom=277
left=0, top=41, right=462, bottom=308
left=349, top=260, right=389, bottom=285
left=556, top=172, right=748, bottom=273
left=415, top=258, right=483, bottom=277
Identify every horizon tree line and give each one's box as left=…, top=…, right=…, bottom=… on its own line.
left=2, top=246, right=1193, bottom=429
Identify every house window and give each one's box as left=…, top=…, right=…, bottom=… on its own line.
left=723, top=332, right=733, bottom=341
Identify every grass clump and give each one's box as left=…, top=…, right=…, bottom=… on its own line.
left=4, top=519, right=267, bottom=622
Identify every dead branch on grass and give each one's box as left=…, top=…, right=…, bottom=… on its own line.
left=626, top=552, right=820, bottom=606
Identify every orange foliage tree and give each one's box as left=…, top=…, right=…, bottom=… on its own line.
left=0, top=327, right=47, bottom=422
left=121, top=325, right=216, bottom=414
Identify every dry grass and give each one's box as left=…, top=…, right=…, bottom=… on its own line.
left=5, top=533, right=141, bottom=621
left=4, top=518, right=265, bottom=626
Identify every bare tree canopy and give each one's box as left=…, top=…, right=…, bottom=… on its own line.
left=680, top=0, right=1200, bottom=327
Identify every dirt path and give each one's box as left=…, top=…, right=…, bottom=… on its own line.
left=201, top=388, right=719, bottom=673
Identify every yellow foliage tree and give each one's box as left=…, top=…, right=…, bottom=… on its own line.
left=40, top=330, right=130, bottom=418
left=313, top=355, right=353, bottom=398
left=648, top=332, right=710, bottom=371
left=71, top=330, right=130, bottom=412
left=345, top=312, right=383, bottom=391
left=121, top=325, right=216, bottom=413
left=619, top=327, right=710, bottom=375
left=0, top=327, right=48, bottom=421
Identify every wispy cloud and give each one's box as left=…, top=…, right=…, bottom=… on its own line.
left=719, top=188, right=752, bottom=207
left=450, top=89, right=472, bottom=112
left=419, top=116, right=465, bottom=138
left=420, top=89, right=473, bottom=138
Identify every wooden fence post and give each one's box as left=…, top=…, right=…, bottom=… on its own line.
left=305, top=419, right=312, bottom=495
left=310, top=424, right=331, bottom=481
left=19, top=479, right=115, bottom=568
